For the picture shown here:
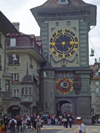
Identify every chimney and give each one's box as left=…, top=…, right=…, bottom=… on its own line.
left=12, top=22, right=20, bottom=31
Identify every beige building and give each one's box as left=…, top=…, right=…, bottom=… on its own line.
left=6, top=24, right=45, bottom=116
left=90, top=61, right=100, bottom=119
left=0, top=11, right=19, bottom=115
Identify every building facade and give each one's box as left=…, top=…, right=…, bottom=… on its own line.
left=0, top=11, right=19, bottom=116
left=90, top=61, right=100, bottom=119
left=5, top=29, right=45, bottom=116
left=31, top=0, right=97, bottom=123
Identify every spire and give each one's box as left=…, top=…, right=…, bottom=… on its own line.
left=27, top=63, right=28, bottom=75
left=21, top=62, right=34, bottom=84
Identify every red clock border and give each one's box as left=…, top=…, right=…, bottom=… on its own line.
left=56, top=78, right=73, bottom=95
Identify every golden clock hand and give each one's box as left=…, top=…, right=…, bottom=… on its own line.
left=65, top=44, right=71, bottom=50
left=57, top=38, right=63, bottom=43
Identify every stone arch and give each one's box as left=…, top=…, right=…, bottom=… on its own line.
left=55, top=98, right=75, bottom=116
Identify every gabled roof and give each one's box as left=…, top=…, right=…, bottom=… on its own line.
left=0, top=11, right=19, bottom=35
left=31, top=0, right=95, bottom=9
left=31, top=0, right=96, bottom=26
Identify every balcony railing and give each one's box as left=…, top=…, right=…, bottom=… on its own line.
left=21, top=95, right=33, bottom=103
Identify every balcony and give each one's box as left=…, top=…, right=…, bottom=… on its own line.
left=2, top=91, right=11, bottom=99
left=21, top=95, right=33, bottom=104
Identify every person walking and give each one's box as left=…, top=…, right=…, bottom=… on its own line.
left=22, top=117, right=27, bottom=133
left=74, top=117, right=86, bottom=133
left=9, top=116, right=17, bottom=133
left=68, top=114, right=73, bottom=128
left=36, top=116, right=42, bottom=133
left=1, top=119, right=7, bottom=133
left=16, top=115, right=22, bottom=132
left=32, top=115, right=37, bottom=130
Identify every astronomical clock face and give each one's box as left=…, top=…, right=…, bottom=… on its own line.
left=56, top=78, right=73, bottom=95
left=49, top=29, right=79, bottom=58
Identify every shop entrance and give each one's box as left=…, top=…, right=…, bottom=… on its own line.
left=8, top=106, right=20, bottom=117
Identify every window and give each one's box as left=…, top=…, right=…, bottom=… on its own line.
left=11, top=73, right=19, bottom=83
left=51, top=92, right=52, bottom=98
left=67, top=21, right=71, bottom=26
left=61, top=0, right=66, bottom=2
left=22, top=88, right=24, bottom=95
left=46, top=102, right=48, bottom=108
left=58, top=0, right=69, bottom=5
left=0, top=55, right=1, bottom=69
left=29, top=87, right=31, bottom=95
left=29, top=57, right=33, bottom=69
left=8, top=55, right=19, bottom=65
left=95, top=72, right=98, bottom=76
left=14, top=89, right=19, bottom=97
left=0, top=78, right=1, bottom=89
left=5, top=80, right=10, bottom=91
left=95, top=82, right=99, bottom=86
left=10, top=38, right=16, bottom=46
left=0, top=34, right=2, bottom=48
left=25, top=87, right=27, bottom=95
left=56, top=22, right=59, bottom=26
left=43, top=72, right=47, bottom=77
left=21, top=87, right=32, bottom=95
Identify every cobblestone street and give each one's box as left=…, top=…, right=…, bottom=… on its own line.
left=7, top=124, right=100, bottom=133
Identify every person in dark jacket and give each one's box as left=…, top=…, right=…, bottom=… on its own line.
left=68, top=114, right=73, bottom=128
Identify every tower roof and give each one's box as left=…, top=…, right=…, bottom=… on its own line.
left=41, top=61, right=54, bottom=70
left=31, top=0, right=96, bottom=26
left=31, top=0, right=94, bottom=9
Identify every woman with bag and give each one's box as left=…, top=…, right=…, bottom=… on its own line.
left=1, top=120, right=7, bottom=133
left=36, top=116, right=42, bottom=133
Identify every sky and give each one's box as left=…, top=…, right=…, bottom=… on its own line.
left=0, top=0, right=100, bottom=65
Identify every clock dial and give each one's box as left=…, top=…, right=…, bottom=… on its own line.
left=49, top=29, right=79, bottom=58
left=56, top=78, right=73, bottom=95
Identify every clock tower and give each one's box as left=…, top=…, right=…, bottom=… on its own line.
left=31, top=0, right=96, bottom=123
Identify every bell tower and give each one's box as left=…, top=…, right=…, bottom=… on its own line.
left=31, top=0, right=97, bottom=124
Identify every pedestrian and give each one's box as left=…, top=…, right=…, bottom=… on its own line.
left=16, top=115, right=22, bottom=132
left=74, top=117, right=86, bottom=133
left=36, top=116, right=42, bottom=133
left=62, top=115, right=68, bottom=128
left=0, top=116, right=2, bottom=132
left=9, top=116, right=17, bottom=133
left=1, top=119, right=7, bottom=133
left=98, top=117, right=100, bottom=124
left=26, top=115, right=31, bottom=129
left=31, top=115, right=37, bottom=130
left=68, top=114, right=73, bottom=128
left=22, top=117, right=27, bottom=133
